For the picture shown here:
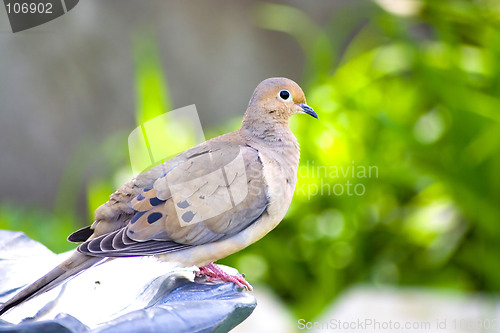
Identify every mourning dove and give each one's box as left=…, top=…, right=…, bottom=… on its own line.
left=0, top=77, right=317, bottom=315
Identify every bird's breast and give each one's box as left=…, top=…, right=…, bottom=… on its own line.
left=258, top=147, right=298, bottom=221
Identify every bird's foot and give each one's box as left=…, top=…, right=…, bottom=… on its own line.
left=196, top=262, right=253, bottom=291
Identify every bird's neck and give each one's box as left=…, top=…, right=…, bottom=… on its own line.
left=240, top=118, right=300, bottom=175
left=241, top=117, right=298, bottom=147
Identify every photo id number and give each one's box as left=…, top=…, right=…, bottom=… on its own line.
left=6, top=2, right=53, bottom=14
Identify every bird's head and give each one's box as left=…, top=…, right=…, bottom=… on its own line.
left=245, top=77, right=318, bottom=123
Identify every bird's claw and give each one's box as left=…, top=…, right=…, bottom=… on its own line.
left=196, top=263, right=253, bottom=291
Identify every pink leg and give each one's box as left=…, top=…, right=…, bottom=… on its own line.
left=197, top=263, right=253, bottom=291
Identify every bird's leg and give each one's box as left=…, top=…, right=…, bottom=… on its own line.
left=196, top=262, right=253, bottom=291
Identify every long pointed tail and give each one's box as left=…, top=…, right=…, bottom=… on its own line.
left=0, top=251, right=103, bottom=316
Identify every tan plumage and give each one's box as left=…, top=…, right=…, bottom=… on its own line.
left=0, top=77, right=317, bottom=315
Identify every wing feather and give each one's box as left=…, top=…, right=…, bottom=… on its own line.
left=79, top=229, right=192, bottom=257
left=77, top=141, right=268, bottom=258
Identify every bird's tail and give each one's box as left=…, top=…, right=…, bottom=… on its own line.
left=0, top=251, right=103, bottom=316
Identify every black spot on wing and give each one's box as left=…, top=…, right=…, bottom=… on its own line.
left=149, top=197, right=165, bottom=207
left=136, top=194, right=145, bottom=201
left=130, top=211, right=146, bottom=224
left=144, top=188, right=152, bottom=192
left=182, top=211, right=195, bottom=223
left=177, top=200, right=190, bottom=209
left=147, top=212, right=163, bottom=224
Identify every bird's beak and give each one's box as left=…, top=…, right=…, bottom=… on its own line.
left=298, top=103, right=318, bottom=119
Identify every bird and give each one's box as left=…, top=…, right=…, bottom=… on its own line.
left=0, top=77, right=318, bottom=316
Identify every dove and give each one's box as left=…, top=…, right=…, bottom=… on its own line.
left=0, top=77, right=317, bottom=316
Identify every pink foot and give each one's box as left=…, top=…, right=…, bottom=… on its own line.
left=196, top=262, right=253, bottom=291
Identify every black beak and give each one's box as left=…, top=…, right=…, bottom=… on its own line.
left=300, top=103, right=318, bottom=119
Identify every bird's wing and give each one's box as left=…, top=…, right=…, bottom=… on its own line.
left=77, top=140, right=268, bottom=257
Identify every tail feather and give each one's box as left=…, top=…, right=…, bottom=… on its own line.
left=0, top=252, right=103, bottom=316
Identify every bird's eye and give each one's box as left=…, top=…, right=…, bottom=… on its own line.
left=278, top=90, right=291, bottom=101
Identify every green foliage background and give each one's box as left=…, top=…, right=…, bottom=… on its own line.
left=2, top=0, right=500, bottom=321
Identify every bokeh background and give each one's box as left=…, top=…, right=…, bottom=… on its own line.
left=1, top=0, right=500, bottom=331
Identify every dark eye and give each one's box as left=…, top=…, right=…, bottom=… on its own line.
left=278, top=90, right=291, bottom=101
